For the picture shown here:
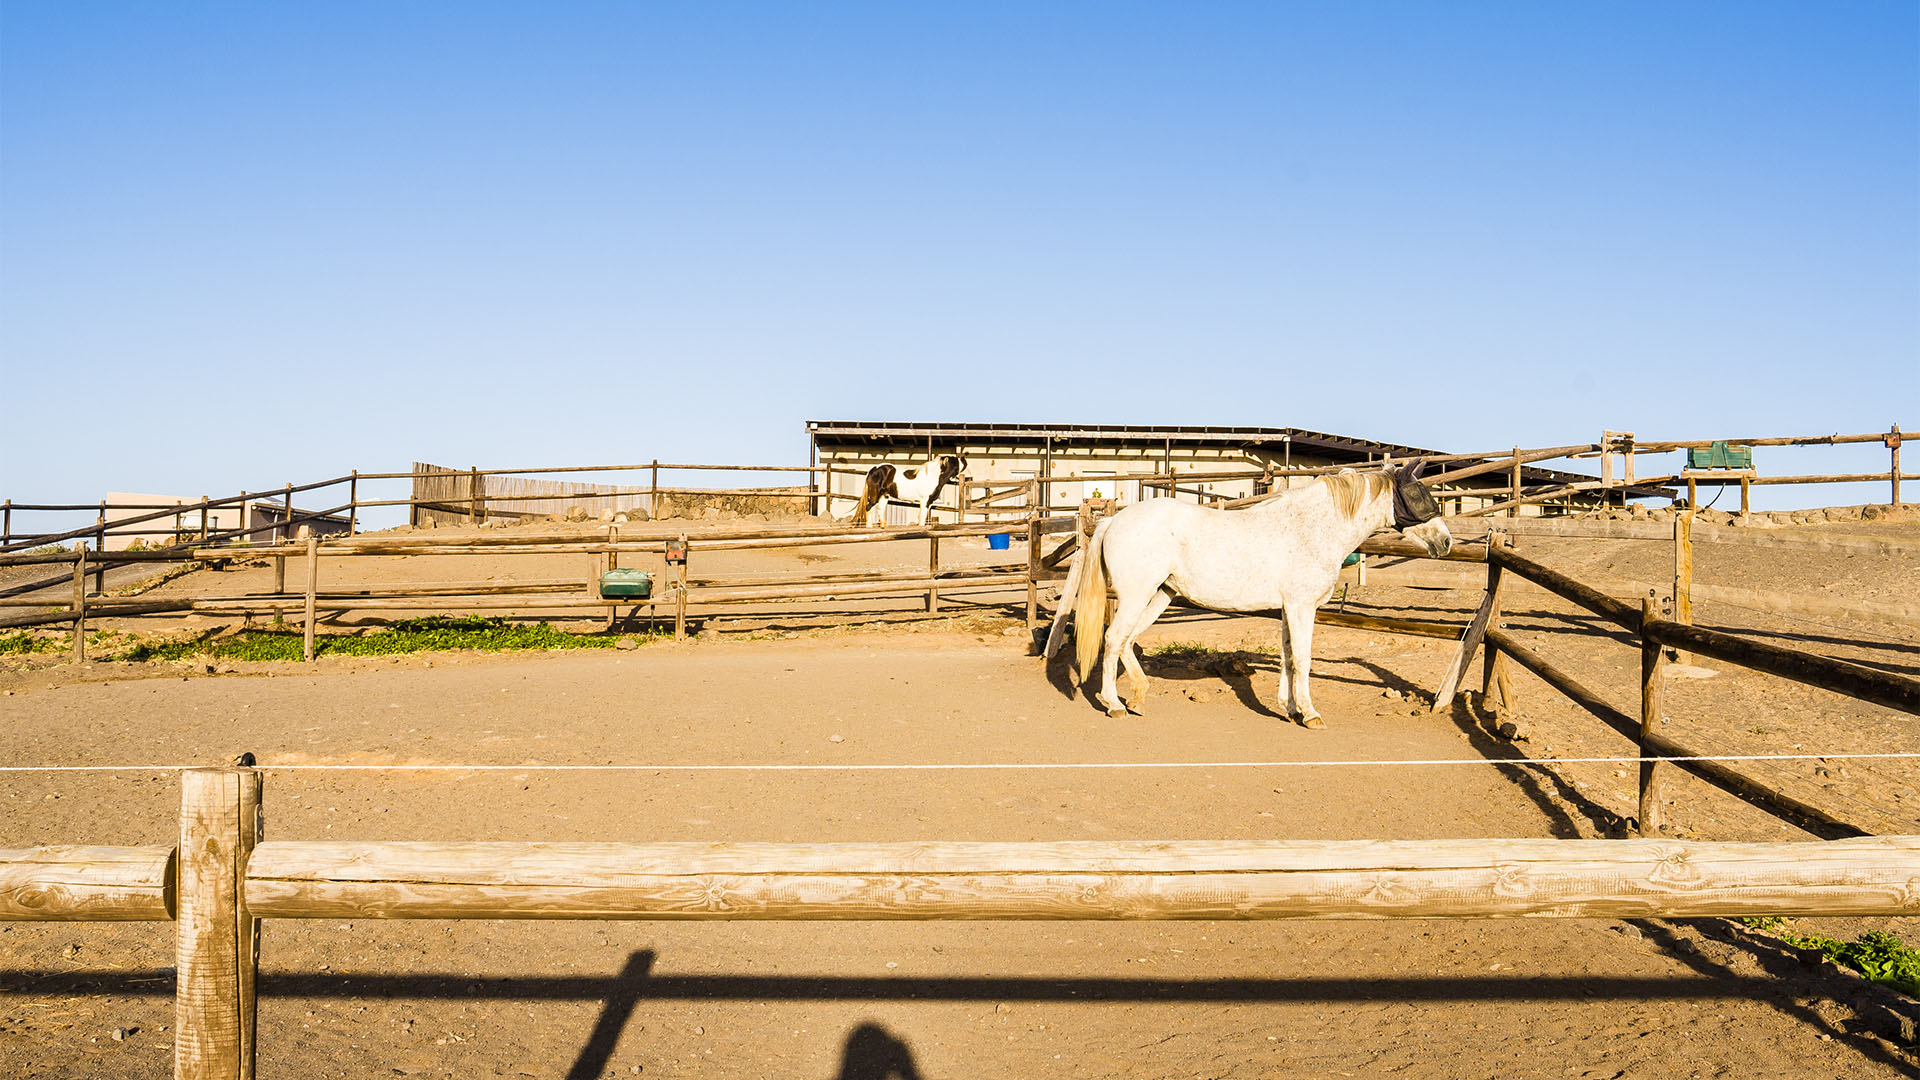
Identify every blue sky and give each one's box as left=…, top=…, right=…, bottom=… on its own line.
left=2, top=2, right=1914, bottom=517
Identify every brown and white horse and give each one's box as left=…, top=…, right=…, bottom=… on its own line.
left=848, top=455, right=967, bottom=527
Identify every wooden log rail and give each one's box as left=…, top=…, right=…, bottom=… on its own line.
left=1442, top=537, right=1918, bottom=841
left=10, top=769, right=1920, bottom=1078
left=242, top=835, right=1920, bottom=921
left=1482, top=626, right=1872, bottom=841
left=0, top=845, right=175, bottom=920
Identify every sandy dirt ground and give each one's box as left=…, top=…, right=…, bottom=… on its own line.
left=3, top=514, right=1918, bottom=1078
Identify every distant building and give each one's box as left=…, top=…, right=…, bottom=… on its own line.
left=805, top=421, right=1665, bottom=522
left=103, top=493, right=349, bottom=550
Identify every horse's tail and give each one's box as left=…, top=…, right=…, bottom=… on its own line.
left=1072, top=519, right=1112, bottom=679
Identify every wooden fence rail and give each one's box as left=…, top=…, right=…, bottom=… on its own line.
left=6, top=769, right=1919, bottom=1080
left=1436, top=526, right=1920, bottom=841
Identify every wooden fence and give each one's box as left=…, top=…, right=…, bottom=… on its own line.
left=1428, top=516, right=1920, bottom=841
left=6, top=766, right=1917, bottom=1079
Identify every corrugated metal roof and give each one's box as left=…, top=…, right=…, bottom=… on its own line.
left=806, top=420, right=1673, bottom=498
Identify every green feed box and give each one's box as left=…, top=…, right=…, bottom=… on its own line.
left=1687, top=441, right=1753, bottom=470
left=598, top=569, right=654, bottom=599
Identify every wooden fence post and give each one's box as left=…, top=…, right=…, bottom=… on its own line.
left=927, top=537, right=940, bottom=613
left=200, top=497, right=211, bottom=543
left=1639, top=597, right=1667, bottom=838
left=93, top=501, right=106, bottom=592
left=469, top=467, right=484, bottom=524
left=1508, top=447, right=1521, bottom=517
left=1892, top=425, right=1903, bottom=506
left=650, top=460, right=660, bottom=519
left=2, top=498, right=9, bottom=545
left=1481, top=539, right=1512, bottom=717
left=1429, top=534, right=1504, bottom=712
left=176, top=766, right=261, bottom=1080
left=273, top=555, right=286, bottom=597
left=1025, top=492, right=1041, bottom=630
left=302, top=537, right=318, bottom=662
left=71, top=544, right=87, bottom=663
left=1672, top=511, right=1693, bottom=665
left=348, top=470, right=359, bottom=536
left=674, top=534, right=689, bottom=641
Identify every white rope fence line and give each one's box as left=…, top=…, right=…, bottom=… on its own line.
left=4, top=752, right=1920, bottom=773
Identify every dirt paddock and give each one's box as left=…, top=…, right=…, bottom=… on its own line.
left=3, top=518, right=1918, bottom=1078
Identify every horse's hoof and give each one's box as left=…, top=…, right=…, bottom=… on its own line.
left=1106, top=706, right=1130, bottom=718
left=1298, top=715, right=1326, bottom=730
left=1125, top=703, right=1146, bottom=717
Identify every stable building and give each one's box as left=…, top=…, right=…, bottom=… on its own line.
left=806, top=421, right=1658, bottom=521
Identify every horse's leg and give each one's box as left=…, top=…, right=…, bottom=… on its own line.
left=1281, top=602, right=1324, bottom=729
left=1274, top=607, right=1299, bottom=718
left=1115, top=587, right=1174, bottom=713
left=1096, top=588, right=1158, bottom=718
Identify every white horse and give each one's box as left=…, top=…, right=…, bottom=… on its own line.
left=847, top=455, right=967, bottom=527
left=1043, top=464, right=1452, bottom=727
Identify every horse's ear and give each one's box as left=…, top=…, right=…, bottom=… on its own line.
left=1407, top=459, right=1427, bottom=481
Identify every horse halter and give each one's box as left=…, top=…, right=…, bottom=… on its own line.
left=1390, top=463, right=1441, bottom=528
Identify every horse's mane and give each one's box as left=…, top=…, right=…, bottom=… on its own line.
left=1320, top=470, right=1394, bottom=519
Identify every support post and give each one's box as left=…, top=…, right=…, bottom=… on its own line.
left=1672, top=511, right=1694, bottom=665
left=2, top=499, right=9, bottom=545
left=200, top=497, right=210, bottom=543
left=927, top=536, right=940, bottom=613
left=673, top=534, right=688, bottom=641
left=175, top=766, right=261, bottom=1080
left=1891, top=425, right=1903, bottom=506
left=1685, top=474, right=1698, bottom=508
left=282, top=483, right=293, bottom=541
left=1430, top=535, right=1504, bottom=711
left=651, top=459, right=660, bottom=519
left=302, top=537, right=318, bottom=662
left=1025, top=493, right=1041, bottom=630
left=71, top=544, right=87, bottom=663
left=469, top=467, right=484, bottom=524
left=1639, top=597, right=1667, bottom=838
left=94, top=501, right=106, bottom=592
left=1481, top=537, right=1511, bottom=716
left=1508, top=447, right=1521, bottom=517
left=272, top=555, right=286, bottom=597
left=1739, top=473, right=1751, bottom=520
left=348, top=470, right=359, bottom=536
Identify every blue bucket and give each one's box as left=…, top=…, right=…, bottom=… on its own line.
left=988, top=533, right=1011, bottom=550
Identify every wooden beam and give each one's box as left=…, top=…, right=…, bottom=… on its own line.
left=0, top=846, right=175, bottom=921
left=243, top=837, right=1920, bottom=920
left=1489, top=544, right=1642, bottom=632
left=1484, top=627, right=1872, bottom=840
left=1643, top=618, right=1920, bottom=717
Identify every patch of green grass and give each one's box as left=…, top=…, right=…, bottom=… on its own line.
left=122, top=616, right=660, bottom=662
left=1785, top=930, right=1920, bottom=997
left=0, top=631, right=62, bottom=656
left=1147, top=641, right=1224, bottom=659
left=1743, top=920, right=1920, bottom=997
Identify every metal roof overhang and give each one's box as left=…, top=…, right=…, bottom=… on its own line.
left=806, top=421, right=1673, bottom=499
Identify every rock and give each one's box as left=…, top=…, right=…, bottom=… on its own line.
left=599, top=510, right=616, bottom=523
left=1496, top=720, right=1531, bottom=742
left=828, top=734, right=844, bottom=743
left=613, top=513, right=630, bottom=524
left=615, top=637, right=639, bottom=651
left=111, top=1027, right=133, bottom=1041
left=1612, top=924, right=1644, bottom=940
left=567, top=507, right=590, bottom=523
left=1185, top=688, right=1213, bottom=704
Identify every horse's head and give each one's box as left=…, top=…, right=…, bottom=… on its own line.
left=939, top=455, right=967, bottom=482
left=1390, top=461, right=1452, bottom=557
